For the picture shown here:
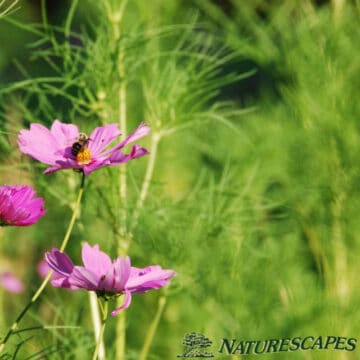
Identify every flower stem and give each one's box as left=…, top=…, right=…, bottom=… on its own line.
left=139, top=295, right=167, bottom=360
left=90, top=292, right=105, bottom=360
left=60, top=172, right=85, bottom=252
left=0, top=173, right=85, bottom=352
left=92, top=298, right=108, bottom=360
left=131, top=132, right=161, bottom=230
left=115, top=133, right=161, bottom=360
left=117, top=52, right=128, bottom=255
left=110, top=3, right=129, bottom=359
left=115, top=307, right=126, bottom=360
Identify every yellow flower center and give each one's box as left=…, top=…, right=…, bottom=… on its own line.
left=76, top=148, right=92, bottom=165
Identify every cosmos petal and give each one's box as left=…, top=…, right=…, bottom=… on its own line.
left=69, top=266, right=99, bottom=290
left=88, top=124, right=122, bottom=155
left=111, top=291, right=132, bottom=316
left=126, top=266, right=176, bottom=293
left=45, top=249, right=74, bottom=277
left=50, top=120, right=79, bottom=148
left=18, top=123, right=62, bottom=165
left=109, top=145, right=149, bottom=165
left=118, top=123, right=150, bottom=149
left=101, top=123, right=150, bottom=157
left=82, top=243, right=112, bottom=276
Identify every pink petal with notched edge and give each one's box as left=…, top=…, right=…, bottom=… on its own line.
left=126, top=266, right=176, bottom=293
left=18, top=120, right=80, bottom=172
left=101, top=123, right=150, bottom=158
left=18, top=124, right=62, bottom=165
left=111, top=291, right=132, bottom=316
left=109, top=145, right=149, bottom=165
left=50, top=120, right=79, bottom=148
left=81, top=243, right=112, bottom=278
left=118, top=123, right=150, bottom=149
left=88, top=124, right=122, bottom=156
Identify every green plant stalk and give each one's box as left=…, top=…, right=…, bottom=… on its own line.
left=118, top=55, right=128, bottom=255
left=90, top=292, right=105, bottom=360
left=0, top=173, right=85, bottom=352
left=107, top=2, right=130, bottom=358
left=114, top=133, right=162, bottom=360
left=118, top=133, right=161, bottom=360
left=0, top=0, right=19, bottom=18
left=64, top=0, right=79, bottom=65
left=131, top=132, right=161, bottom=230
left=115, top=304, right=126, bottom=360
left=332, top=0, right=345, bottom=23
left=92, top=298, right=108, bottom=360
left=139, top=295, right=167, bottom=360
left=116, top=41, right=128, bottom=360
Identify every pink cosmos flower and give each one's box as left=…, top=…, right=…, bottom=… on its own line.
left=0, top=185, right=46, bottom=226
left=0, top=271, right=25, bottom=293
left=18, top=120, right=150, bottom=175
left=45, top=243, right=176, bottom=316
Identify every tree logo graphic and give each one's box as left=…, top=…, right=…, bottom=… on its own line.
left=177, top=332, right=214, bottom=358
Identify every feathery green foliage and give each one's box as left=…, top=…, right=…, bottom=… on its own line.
left=0, top=1, right=359, bottom=359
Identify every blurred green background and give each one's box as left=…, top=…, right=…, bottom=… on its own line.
left=0, top=0, right=360, bottom=359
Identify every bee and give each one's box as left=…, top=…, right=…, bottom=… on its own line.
left=71, top=133, right=90, bottom=156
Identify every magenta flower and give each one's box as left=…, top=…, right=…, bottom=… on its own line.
left=0, top=271, right=25, bottom=293
left=0, top=185, right=46, bottom=226
left=18, top=120, right=150, bottom=175
left=45, top=243, right=176, bottom=316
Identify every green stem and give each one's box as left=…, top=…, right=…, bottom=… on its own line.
left=64, top=0, right=79, bottom=66
left=332, top=0, right=345, bottom=23
left=131, top=132, right=161, bottom=230
left=60, top=172, right=85, bottom=252
left=64, top=0, right=78, bottom=40
left=117, top=52, right=128, bottom=255
left=89, top=292, right=106, bottom=360
left=92, top=298, right=108, bottom=360
left=104, top=2, right=129, bottom=359
left=115, top=304, right=126, bottom=360
left=139, top=296, right=167, bottom=360
left=0, top=173, right=85, bottom=353
left=116, top=129, right=161, bottom=360
left=0, top=0, right=19, bottom=18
